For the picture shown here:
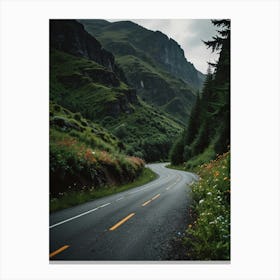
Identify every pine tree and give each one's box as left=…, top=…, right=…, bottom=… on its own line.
left=204, top=19, right=230, bottom=154
left=170, top=19, right=230, bottom=165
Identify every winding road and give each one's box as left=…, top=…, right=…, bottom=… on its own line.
left=49, top=163, right=198, bottom=261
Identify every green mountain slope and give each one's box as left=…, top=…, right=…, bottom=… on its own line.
left=50, top=49, right=137, bottom=120
left=79, top=19, right=202, bottom=122
left=50, top=102, right=145, bottom=196
left=50, top=20, right=183, bottom=162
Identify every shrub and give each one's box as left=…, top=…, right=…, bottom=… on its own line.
left=50, top=132, right=145, bottom=196
left=73, top=112, right=82, bottom=122
left=183, top=151, right=230, bottom=260
left=170, top=136, right=184, bottom=165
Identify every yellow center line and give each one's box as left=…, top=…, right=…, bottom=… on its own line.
left=142, top=199, right=152, bottom=207
left=49, top=245, right=70, bottom=258
left=151, top=193, right=160, bottom=200
left=109, top=213, right=135, bottom=231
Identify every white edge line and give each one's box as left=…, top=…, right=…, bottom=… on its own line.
left=50, top=207, right=99, bottom=229
left=50, top=202, right=111, bottom=229
left=99, top=202, right=111, bottom=208
left=50, top=172, right=182, bottom=229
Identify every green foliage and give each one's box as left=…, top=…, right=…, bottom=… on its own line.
left=183, top=152, right=230, bottom=260
left=50, top=102, right=145, bottom=196
left=50, top=48, right=183, bottom=162
left=169, top=136, right=184, bottom=165
left=50, top=49, right=133, bottom=120
left=185, top=146, right=216, bottom=170
left=103, top=99, right=183, bottom=162
left=79, top=19, right=199, bottom=122
left=170, top=19, right=230, bottom=167
left=116, top=54, right=196, bottom=122
left=50, top=167, right=157, bottom=212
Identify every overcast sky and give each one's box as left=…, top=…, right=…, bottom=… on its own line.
left=119, top=19, right=220, bottom=74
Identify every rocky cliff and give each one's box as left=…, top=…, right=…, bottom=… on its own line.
left=50, top=20, right=127, bottom=83
left=50, top=20, right=137, bottom=119
left=79, top=19, right=199, bottom=122
left=79, top=19, right=204, bottom=90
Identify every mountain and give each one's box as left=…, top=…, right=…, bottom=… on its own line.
left=50, top=20, right=137, bottom=119
left=50, top=19, right=183, bottom=161
left=170, top=20, right=230, bottom=168
left=49, top=101, right=144, bottom=197
left=79, top=19, right=204, bottom=122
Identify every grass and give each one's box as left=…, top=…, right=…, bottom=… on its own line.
left=116, top=54, right=196, bottom=122
left=50, top=49, right=184, bottom=162
left=50, top=167, right=157, bottom=212
left=50, top=102, right=122, bottom=153
left=166, top=145, right=216, bottom=172
left=80, top=20, right=198, bottom=122
left=103, top=99, right=183, bottom=162
left=165, top=164, right=186, bottom=172
left=50, top=49, right=133, bottom=120
left=50, top=102, right=147, bottom=197
left=181, top=151, right=230, bottom=260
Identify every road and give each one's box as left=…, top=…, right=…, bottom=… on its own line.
left=49, top=163, right=198, bottom=261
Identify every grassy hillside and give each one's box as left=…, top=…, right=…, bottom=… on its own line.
left=50, top=49, right=136, bottom=120
left=116, top=55, right=196, bottom=121
left=102, top=99, right=183, bottom=162
left=80, top=19, right=199, bottom=123
left=50, top=102, right=145, bottom=197
left=183, top=152, right=230, bottom=260
left=50, top=49, right=183, bottom=162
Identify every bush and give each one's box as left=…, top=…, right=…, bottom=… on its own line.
left=170, top=136, right=184, bottom=165
left=73, top=112, right=82, bottom=122
left=183, top=151, right=230, bottom=260
left=183, top=145, right=191, bottom=162
left=50, top=132, right=145, bottom=196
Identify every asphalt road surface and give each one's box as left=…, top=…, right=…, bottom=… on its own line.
left=49, top=163, right=198, bottom=261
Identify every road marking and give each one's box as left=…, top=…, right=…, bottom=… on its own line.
left=99, top=202, right=111, bottom=208
left=50, top=201, right=112, bottom=229
left=50, top=207, right=99, bottom=229
left=142, top=199, right=152, bottom=207
left=166, top=175, right=182, bottom=190
left=109, top=213, right=135, bottom=231
left=151, top=194, right=160, bottom=200
left=116, top=197, right=124, bottom=201
left=49, top=245, right=69, bottom=258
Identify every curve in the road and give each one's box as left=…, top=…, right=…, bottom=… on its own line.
left=49, top=163, right=198, bottom=261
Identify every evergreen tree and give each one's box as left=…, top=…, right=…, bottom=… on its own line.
left=170, top=19, right=230, bottom=165
left=205, top=19, right=230, bottom=154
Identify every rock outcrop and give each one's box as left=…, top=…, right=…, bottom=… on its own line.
left=50, top=20, right=138, bottom=119
left=50, top=20, right=126, bottom=82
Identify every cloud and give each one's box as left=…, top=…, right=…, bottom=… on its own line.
left=130, top=19, right=220, bottom=74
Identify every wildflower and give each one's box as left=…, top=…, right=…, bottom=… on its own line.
left=199, top=199, right=204, bottom=204
left=188, top=224, right=192, bottom=228
left=214, top=171, right=220, bottom=177
left=207, top=192, right=212, bottom=195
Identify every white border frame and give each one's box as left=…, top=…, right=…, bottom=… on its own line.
left=1, top=0, right=279, bottom=279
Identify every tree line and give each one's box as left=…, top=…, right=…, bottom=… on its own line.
left=170, top=19, right=230, bottom=165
